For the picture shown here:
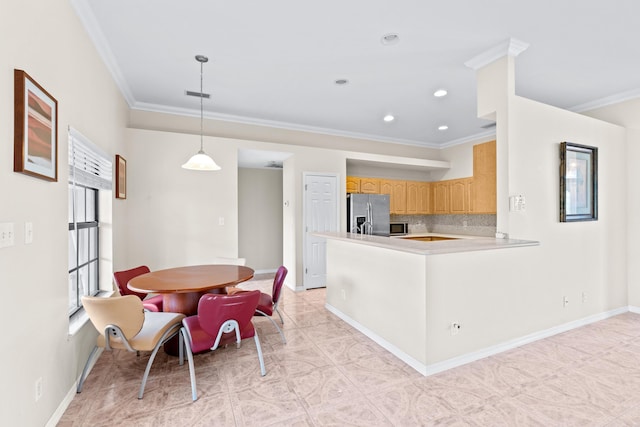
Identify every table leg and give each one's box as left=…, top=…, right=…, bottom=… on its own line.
left=163, top=292, right=203, bottom=356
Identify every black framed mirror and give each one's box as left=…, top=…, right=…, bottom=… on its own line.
left=560, top=142, right=598, bottom=222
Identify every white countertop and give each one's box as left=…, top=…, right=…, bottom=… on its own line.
left=315, top=231, right=539, bottom=255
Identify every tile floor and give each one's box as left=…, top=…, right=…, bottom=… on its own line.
left=59, top=276, right=640, bottom=426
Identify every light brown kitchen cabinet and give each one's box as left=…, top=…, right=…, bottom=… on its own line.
left=417, top=182, right=431, bottom=214
left=360, top=177, right=380, bottom=194
left=346, top=176, right=360, bottom=193
left=472, top=140, right=496, bottom=214
left=432, top=181, right=449, bottom=214
left=406, top=181, right=431, bottom=214
left=449, top=178, right=472, bottom=214
left=380, top=179, right=406, bottom=214
left=406, top=181, right=419, bottom=214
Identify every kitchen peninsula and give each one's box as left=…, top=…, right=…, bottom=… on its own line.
left=317, top=231, right=539, bottom=376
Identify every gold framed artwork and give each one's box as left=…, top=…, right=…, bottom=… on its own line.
left=14, top=69, right=58, bottom=181
left=115, top=155, right=127, bottom=199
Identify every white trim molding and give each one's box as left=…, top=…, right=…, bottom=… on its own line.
left=327, top=303, right=630, bottom=377
left=465, top=37, right=530, bottom=71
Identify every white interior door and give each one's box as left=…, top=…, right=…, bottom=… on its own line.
left=303, top=173, right=338, bottom=289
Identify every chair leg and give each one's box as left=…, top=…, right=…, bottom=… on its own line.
left=138, top=327, right=180, bottom=399
left=253, top=333, right=266, bottom=376
left=256, top=310, right=286, bottom=344
left=77, top=346, right=100, bottom=393
left=181, top=327, right=198, bottom=401
left=179, top=332, right=184, bottom=366
left=275, top=306, right=284, bottom=325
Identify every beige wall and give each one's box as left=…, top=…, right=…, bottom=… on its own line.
left=238, top=168, right=283, bottom=271
left=0, top=0, right=128, bottom=425
left=124, top=126, right=439, bottom=288
left=483, top=56, right=629, bottom=320
left=326, top=56, right=630, bottom=373
left=583, top=99, right=640, bottom=308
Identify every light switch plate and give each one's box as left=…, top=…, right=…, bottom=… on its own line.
left=25, top=222, right=33, bottom=244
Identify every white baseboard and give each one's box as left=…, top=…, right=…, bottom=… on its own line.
left=326, top=303, right=631, bottom=377
left=47, top=348, right=103, bottom=427
left=325, top=303, right=428, bottom=374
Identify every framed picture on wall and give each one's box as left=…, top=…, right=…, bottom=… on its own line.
left=560, top=142, right=598, bottom=222
left=13, top=69, right=58, bottom=181
left=115, top=154, right=127, bottom=199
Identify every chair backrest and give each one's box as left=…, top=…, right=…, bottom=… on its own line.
left=272, top=265, right=288, bottom=304
left=113, top=266, right=151, bottom=300
left=197, top=290, right=260, bottom=339
left=82, top=295, right=144, bottom=339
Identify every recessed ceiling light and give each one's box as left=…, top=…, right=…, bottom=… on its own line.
left=434, top=89, right=448, bottom=97
left=335, top=79, right=349, bottom=85
left=381, top=33, right=400, bottom=45
left=383, top=114, right=395, bottom=122
left=438, top=125, right=449, bottom=131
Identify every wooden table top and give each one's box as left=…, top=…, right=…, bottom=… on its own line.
left=128, top=264, right=254, bottom=294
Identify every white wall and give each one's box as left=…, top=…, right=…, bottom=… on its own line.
left=0, top=1, right=128, bottom=425
left=238, top=168, right=283, bottom=271
left=479, top=55, right=628, bottom=321
left=124, top=129, right=243, bottom=269
left=124, top=126, right=439, bottom=288
left=582, top=98, right=640, bottom=308
left=325, top=58, right=630, bottom=374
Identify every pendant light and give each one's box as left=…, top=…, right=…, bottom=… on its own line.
left=182, top=55, right=221, bottom=171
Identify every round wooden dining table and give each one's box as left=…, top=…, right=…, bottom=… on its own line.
left=128, top=264, right=255, bottom=315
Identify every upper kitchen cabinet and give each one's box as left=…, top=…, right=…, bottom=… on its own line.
left=472, top=141, right=496, bottom=214
left=432, top=181, right=449, bottom=214
left=346, top=176, right=360, bottom=193
left=449, top=178, right=472, bottom=214
left=406, top=181, right=431, bottom=214
left=346, top=176, right=380, bottom=194
left=380, top=179, right=406, bottom=214
left=360, top=177, right=380, bottom=194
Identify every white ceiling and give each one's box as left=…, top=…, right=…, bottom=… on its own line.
left=73, top=0, right=640, bottom=150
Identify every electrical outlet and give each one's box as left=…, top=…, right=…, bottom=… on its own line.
left=0, top=223, right=15, bottom=248
left=341, top=289, right=346, bottom=300
left=582, top=292, right=587, bottom=303
left=450, top=322, right=461, bottom=336
left=563, top=296, right=569, bottom=308
left=35, top=377, right=42, bottom=402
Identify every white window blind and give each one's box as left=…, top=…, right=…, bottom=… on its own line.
left=68, top=127, right=112, bottom=190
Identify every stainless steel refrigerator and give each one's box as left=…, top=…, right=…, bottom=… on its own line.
left=347, top=193, right=390, bottom=236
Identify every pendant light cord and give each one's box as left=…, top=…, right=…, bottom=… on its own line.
left=200, top=59, right=204, bottom=152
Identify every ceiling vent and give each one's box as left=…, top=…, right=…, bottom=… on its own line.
left=266, top=161, right=283, bottom=169
left=185, top=90, right=210, bottom=99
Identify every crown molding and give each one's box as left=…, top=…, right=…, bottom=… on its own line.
left=70, top=0, right=135, bottom=106
left=438, top=129, right=497, bottom=148
left=131, top=101, right=445, bottom=149
left=464, top=37, right=530, bottom=71
left=568, top=88, right=640, bottom=113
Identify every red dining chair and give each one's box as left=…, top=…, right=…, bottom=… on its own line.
left=181, top=290, right=266, bottom=401
left=113, top=265, right=163, bottom=312
left=255, top=265, right=287, bottom=344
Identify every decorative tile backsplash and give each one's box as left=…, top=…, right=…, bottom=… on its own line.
left=391, top=214, right=497, bottom=237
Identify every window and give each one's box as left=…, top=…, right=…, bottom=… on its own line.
left=68, top=128, right=112, bottom=317
left=68, top=185, right=99, bottom=315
